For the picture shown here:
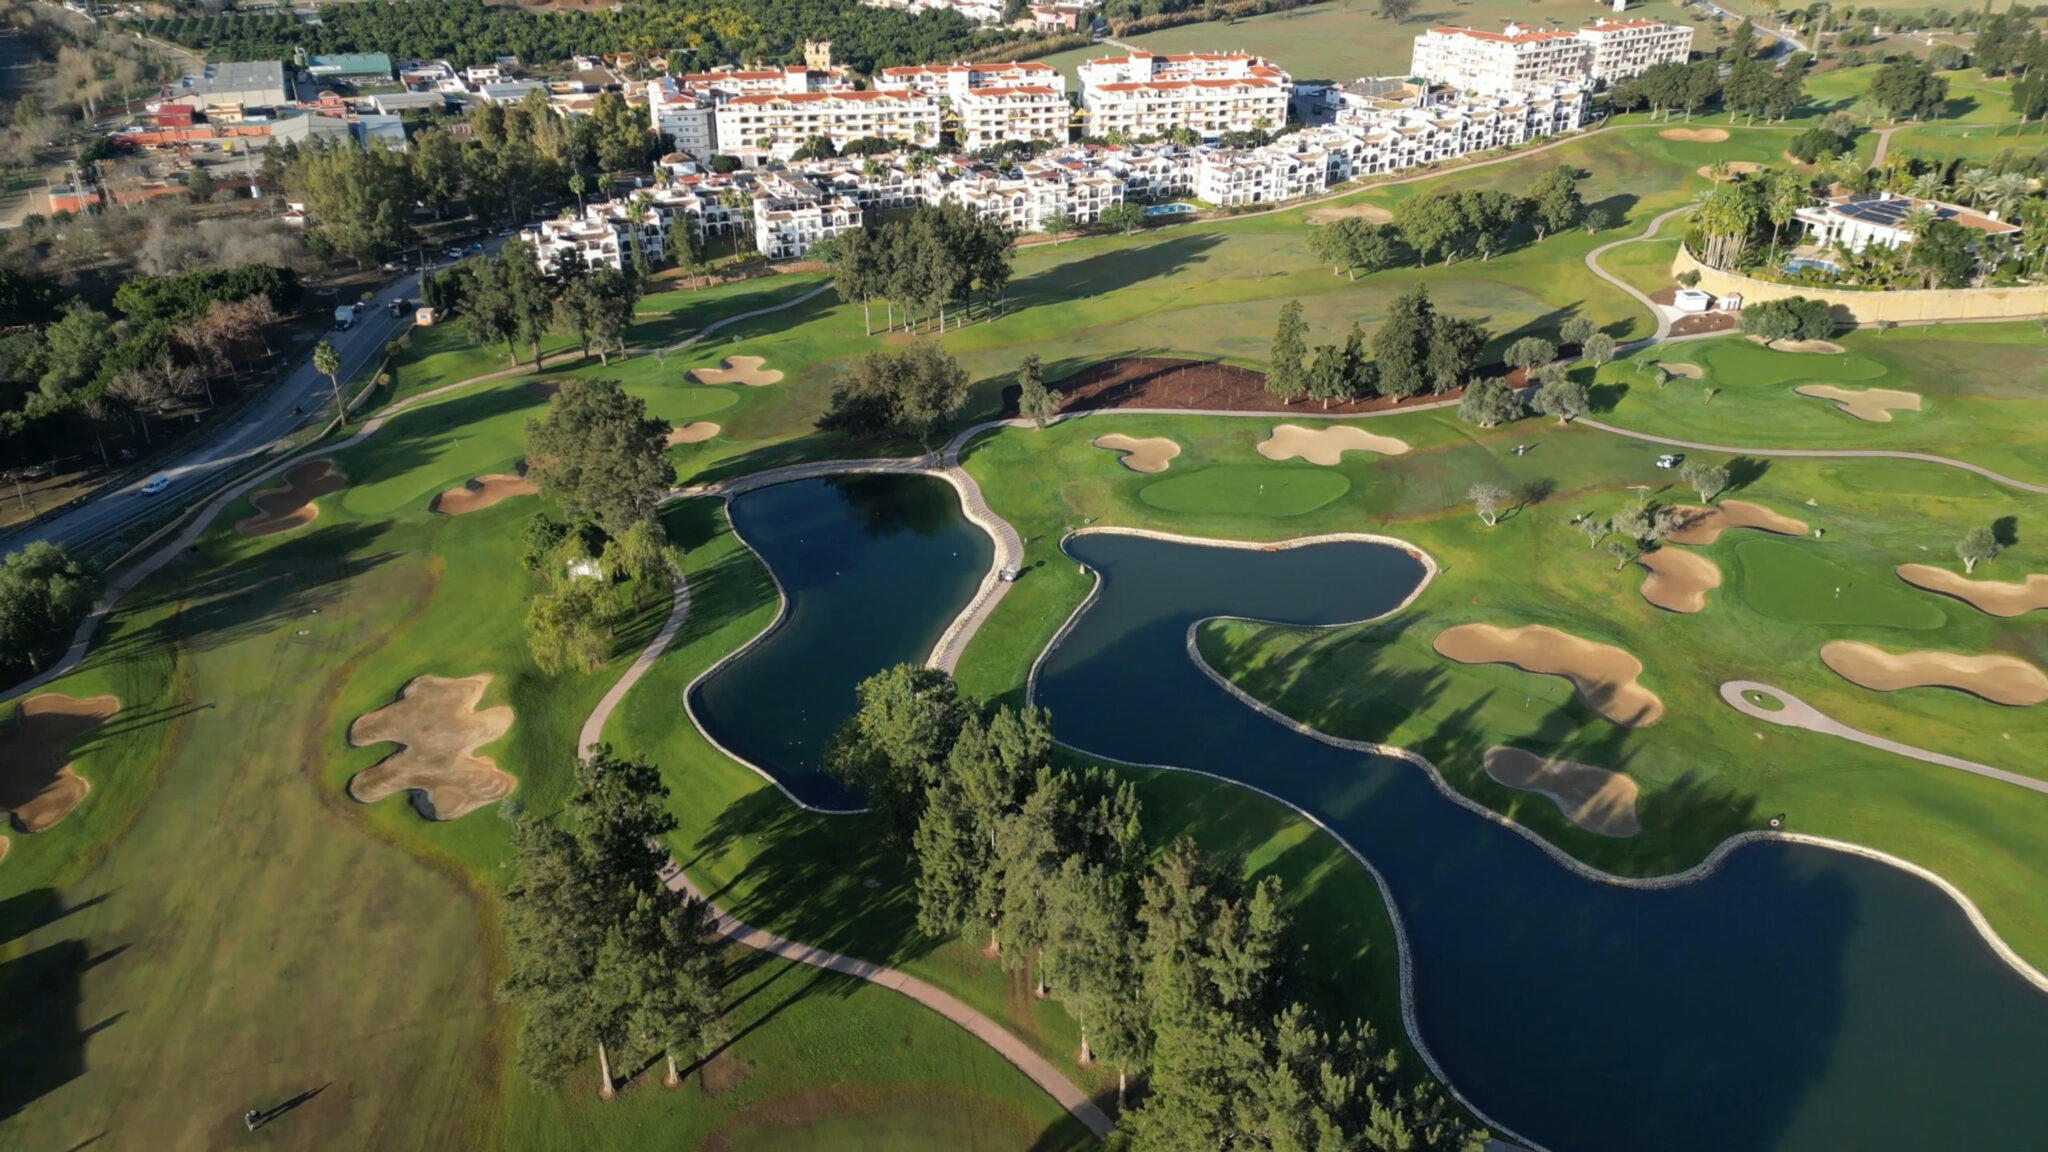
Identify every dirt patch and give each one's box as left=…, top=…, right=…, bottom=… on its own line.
left=1663, top=499, right=1810, bottom=547
left=1433, top=623, right=1664, bottom=727
left=235, top=458, right=346, bottom=538
left=347, top=674, right=517, bottom=820
left=1010, top=356, right=1460, bottom=419
left=1820, top=640, right=2048, bottom=707
left=1748, top=335, right=1846, bottom=354
left=1696, top=161, right=1764, bottom=179
left=1093, top=433, right=1180, bottom=473
left=1256, top=423, right=1410, bottom=465
left=1896, top=564, right=2048, bottom=618
left=690, top=355, right=782, bottom=387
left=1304, top=202, right=1392, bottom=225
left=1669, top=312, right=1737, bottom=338
left=1657, top=361, right=1705, bottom=379
left=667, top=421, right=722, bottom=445
left=0, top=693, right=120, bottom=835
left=698, top=1050, right=755, bottom=1097
left=1794, top=384, right=1922, bottom=423
left=1661, top=127, right=1730, bottom=142
left=431, top=472, right=538, bottom=515
left=1483, top=746, right=1640, bottom=837
left=1637, top=548, right=1722, bottom=614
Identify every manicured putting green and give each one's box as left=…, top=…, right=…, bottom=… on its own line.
left=1139, top=465, right=1351, bottom=517
left=1733, top=538, right=1949, bottom=630
left=1695, top=339, right=1888, bottom=389
left=627, top=381, right=739, bottom=426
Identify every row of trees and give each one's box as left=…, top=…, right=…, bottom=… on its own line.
left=0, top=265, right=296, bottom=471
left=816, top=204, right=1014, bottom=336
left=1260, top=285, right=1490, bottom=410
left=1455, top=317, right=1614, bottom=430
left=826, top=665, right=1488, bottom=1149
left=1390, top=166, right=1591, bottom=268
left=500, top=749, right=722, bottom=1096
left=430, top=242, right=643, bottom=369
left=124, top=0, right=1037, bottom=76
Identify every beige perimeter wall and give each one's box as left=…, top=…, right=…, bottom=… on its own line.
left=1671, top=247, right=2048, bottom=325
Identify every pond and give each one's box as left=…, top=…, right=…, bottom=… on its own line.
left=695, top=474, right=2048, bottom=1151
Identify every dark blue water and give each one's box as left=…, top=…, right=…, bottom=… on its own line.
left=697, top=476, right=2048, bottom=1151
left=691, top=475, right=991, bottom=808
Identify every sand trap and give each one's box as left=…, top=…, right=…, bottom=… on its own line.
left=1820, top=640, right=2048, bottom=707
left=1660, top=127, right=1729, bottom=142
left=667, top=421, right=721, bottom=445
left=1746, top=335, right=1846, bottom=354
left=1663, top=500, right=1809, bottom=547
left=348, top=674, right=517, bottom=820
left=1896, top=564, right=2048, bottom=618
left=1794, top=384, right=1921, bottom=423
left=1696, top=161, right=1764, bottom=179
left=1434, top=623, right=1664, bottom=727
left=431, top=472, right=538, bottom=515
left=690, top=356, right=782, bottom=387
left=1, top=693, right=119, bottom=834
left=236, top=458, right=346, bottom=538
left=1636, top=548, right=1722, bottom=613
left=1483, top=746, right=1640, bottom=837
left=1093, top=433, right=1181, bottom=473
left=1657, top=361, right=1704, bottom=379
left=1304, top=202, right=1393, bottom=225
left=1255, top=423, right=1411, bottom=466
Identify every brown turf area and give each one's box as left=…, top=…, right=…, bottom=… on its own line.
left=0, top=693, right=120, bottom=834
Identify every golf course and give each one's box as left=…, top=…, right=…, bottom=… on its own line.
left=6, top=106, right=2048, bottom=1152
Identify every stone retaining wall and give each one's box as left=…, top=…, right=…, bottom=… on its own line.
left=1672, top=246, right=2048, bottom=325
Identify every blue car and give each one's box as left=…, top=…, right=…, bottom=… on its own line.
left=141, top=475, right=171, bottom=496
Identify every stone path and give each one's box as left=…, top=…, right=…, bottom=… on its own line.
left=1720, top=680, right=2048, bottom=796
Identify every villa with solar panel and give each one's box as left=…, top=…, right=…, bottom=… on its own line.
left=1794, top=191, right=2020, bottom=257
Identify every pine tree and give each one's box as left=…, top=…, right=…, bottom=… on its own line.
left=1265, top=300, right=1308, bottom=400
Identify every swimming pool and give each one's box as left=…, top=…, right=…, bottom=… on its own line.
left=1784, top=257, right=1839, bottom=275
left=1144, top=202, right=1196, bottom=217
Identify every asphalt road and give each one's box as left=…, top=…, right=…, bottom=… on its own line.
left=5, top=271, right=425, bottom=552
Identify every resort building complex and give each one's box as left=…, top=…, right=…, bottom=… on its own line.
left=1408, top=18, right=1693, bottom=95
left=1078, top=52, right=1293, bottom=141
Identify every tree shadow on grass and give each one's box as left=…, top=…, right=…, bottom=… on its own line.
left=1727, top=454, right=1771, bottom=492
left=0, top=935, right=97, bottom=1121
left=1589, top=379, right=1630, bottom=413
left=1007, top=232, right=1225, bottom=312
left=334, top=381, right=547, bottom=493
left=93, top=522, right=402, bottom=664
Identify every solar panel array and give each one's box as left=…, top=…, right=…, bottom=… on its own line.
left=1835, top=197, right=1913, bottom=226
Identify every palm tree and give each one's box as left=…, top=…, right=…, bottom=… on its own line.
left=1953, top=166, right=1994, bottom=207
left=1908, top=171, right=1947, bottom=201
left=569, top=170, right=587, bottom=212
left=1986, top=172, right=2034, bottom=219
left=313, top=339, right=345, bottom=426
left=1900, top=205, right=1938, bottom=238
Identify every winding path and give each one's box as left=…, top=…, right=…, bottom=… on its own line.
left=1720, top=680, right=2048, bottom=796
left=1576, top=418, right=2048, bottom=494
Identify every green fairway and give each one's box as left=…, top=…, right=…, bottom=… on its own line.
left=1140, top=464, right=1352, bottom=516
left=1732, top=537, right=1952, bottom=630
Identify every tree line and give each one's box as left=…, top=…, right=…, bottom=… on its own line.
left=0, top=540, right=99, bottom=678
left=428, top=241, right=643, bottom=370
left=1260, top=284, right=1488, bottom=409
left=827, top=664, right=1490, bottom=1149
left=0, top=264, right=299, bottom=473
left=1454, top=315, right=1612, bottom=430
left=123, top=0, right=1043, bottom=76
left=814, top=204, right=1015, bottom=337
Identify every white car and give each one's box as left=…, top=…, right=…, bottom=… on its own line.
left=141, top=475, right=172, bottom=496
left=1655, top=454, right=1683, bottom=470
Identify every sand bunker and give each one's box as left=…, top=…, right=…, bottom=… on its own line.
left=1896, top=564, right=2048, bottom=618
left=431, top=472, right=538, bottom=515
left=1660, top=127, right=1730, bottom=142
left=1483, top=746, right=1640, bottom=837
left=1434, top=623, right=1664, bottom=727
left=690, top=356, right=782, bottom=388
left=1657, top=362, right=1704, bottom=379
left=347, top=674, right=517, bottom=820
left=236, top=458, right=346, bottom=538
left=1747, top=335, right=1846, bottom=354
left=1255, top=424, right=1411, bottom=466
left=1794, top=384, right=1922, bottom=423
left=1304, top=202, right=1393, bottom=225
left=1820, top=640, right=2048, bottom=707
left=1093, top=433, right=1181, bottom=473
left=1, top=693, right=119, bottom=835
left=667, top=421, right=721, bottom=445
left=1696, top=161, right=1764, bottom=179
left=1636, top=548, right=1722, bottom=614
left=1663, top=500, right=1810, bottom=547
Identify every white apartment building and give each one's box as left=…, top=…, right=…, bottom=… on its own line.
left=1577, top=18, right=1696, bottom=83
left=876, top=61, right=1067, bottom=100
left=1327, top=80, right=1584, bottom=177
left=750, top=170, right=864, bottom=259
left=647, top=76, right=719, bottom=155
left=1193, top=143, right=1328, bottom=206
left=954, top=86, right=1071, bottom=150
left=1078, top=53, right=1292, bottom=142
left=1408, top=19, right=1692, bottom=95
left=715, top=90, right=941, bottom=161
left=941, top=161, right=1124, bottom=232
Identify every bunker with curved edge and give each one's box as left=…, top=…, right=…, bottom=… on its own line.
left=1256, top=424, right=1410, bottom=466
left=0, top=693, right=120, bottom=836
left=348, top=674, right=517, bottom=820
left=1433, top=622, right=1664, bottom=727
left=1482, top=746, right=1640, bottom=837
left=1820, top=641, right=2048, bottom=707
left=1091, top=433, right=1181, bottom=473
left=236, top=458, right=346, bottom=537
left=690, top=355, right=782, bottom=387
